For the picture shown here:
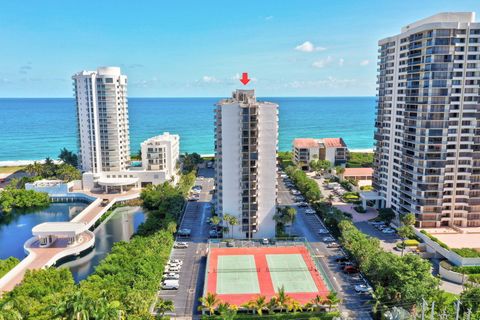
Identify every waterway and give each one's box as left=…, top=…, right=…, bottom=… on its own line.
left=60, top=206, right=145, bottom=282
left=0, top=202, right=87, bottom=260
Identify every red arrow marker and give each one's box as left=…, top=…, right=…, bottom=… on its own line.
left=240, top=72, right=250, bottom=85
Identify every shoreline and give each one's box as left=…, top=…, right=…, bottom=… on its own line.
left=0, top=149, right=374, bottom=167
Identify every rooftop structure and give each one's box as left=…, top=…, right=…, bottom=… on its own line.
left=373, top=12, right=480, bottom=228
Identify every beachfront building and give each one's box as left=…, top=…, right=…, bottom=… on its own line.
left=214, top=89, right=278, bottom=239
left=293, top=138, right=348, bottom=170
left=141, top=132, right=180, bottom=177
left=82, top=133, right=180, bottom=191
left=73, top=67, right=130, bottom=173
left=373, top=12, right=480, bottom=228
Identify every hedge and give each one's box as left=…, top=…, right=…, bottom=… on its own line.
left=420, top=230, right=450, bottom=250
left=451, top=248, right=480, bottom=258
left=404, top=239, right=420, bottom=247
left=202, top=312, right=339, bottom=320
left=452, top=266, right=480, bottom=274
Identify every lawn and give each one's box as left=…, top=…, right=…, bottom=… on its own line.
left=0, top=166, right=26, bottom=174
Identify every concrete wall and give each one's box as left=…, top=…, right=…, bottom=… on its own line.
left=439, top=264, right=468, bottom=285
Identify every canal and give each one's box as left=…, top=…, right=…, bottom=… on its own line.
left=60, top=206, right=145, bottom=282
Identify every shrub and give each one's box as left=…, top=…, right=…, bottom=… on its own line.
left=353, top=206, right=366, bottom=213
left=0, top=257, right=20, bottom=278
left=451, top=248, right=480, bottom=258
left=452, top=265, right=480, bottom=274
left=404, top=239, right=420, bottom=247
left=468, top=274, right=480, bottom=284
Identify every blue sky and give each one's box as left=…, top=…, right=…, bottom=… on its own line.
left=0, top=0, right=479, bottom=97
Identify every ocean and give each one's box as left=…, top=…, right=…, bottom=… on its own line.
left=0, top=97, right=376, bottom=162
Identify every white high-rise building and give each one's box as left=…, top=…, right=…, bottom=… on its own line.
left=73, top=67, right=130, bottom=173
left=141, top=132, right=180, bottom=180
left=373, top=12, right=480, bottom=228
left=214, top=90, right=278, bottom=239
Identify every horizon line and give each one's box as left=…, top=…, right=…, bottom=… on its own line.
left=0, top=95, right=376, bottom=99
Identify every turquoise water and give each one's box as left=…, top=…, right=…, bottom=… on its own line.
left=0, top=97, right=376, bottom=161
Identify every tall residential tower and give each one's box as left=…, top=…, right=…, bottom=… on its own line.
left=373, top=12, right=480, bottom=228
left=73, top=67, right=130, bottom=173
left=214, top=90, right=278, bottom=238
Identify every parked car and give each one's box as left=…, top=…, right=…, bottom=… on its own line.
left=177, top=229, right=191, bottom=237
left=166, top=265, right=181, bottom=272
left=163, top=273, right=180, bottom=280
left=298, top=202, right=308, bottom=207
left=305, top=209, right=316, bottom=215
left=161, top=280, right=179, bottom=290
left=344, top=266, right=360, bottom=274
left=226, top=240, right=235, bottom=247
left=261, top=238, right=269, bottom=245
left=327, top=242, right=341, bottom=248
left=169, top=259, right=183, bottom=265
left=382, top=228, right=396, bottom=234
left=336, top=257, right=349, bottom=263
left=354, top=284, right=373, bottom=293
left=209, top=230, right=219, bottom=238
left=322, top=236, right=335, bottom=242
left=174, top=242, right=188, bottom=249
left=318, top=228, right=329, bottom=234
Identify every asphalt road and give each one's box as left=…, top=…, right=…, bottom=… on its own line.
left=278, top=174, right=373, bottom=320
left=156, top=167, right=214, bottom=319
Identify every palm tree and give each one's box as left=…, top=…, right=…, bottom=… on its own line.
left=93, top=298, right=123, bottom=320
left=52, top=291, right=93, bottom=320
left=275, top=286, right=292, bottom=313
left=287, top=298, right=302, bottom=313
left=217, top=303, right=237, bottom=320
left=325, top=291, right=340, bottom=312
left=246, top=295, right=268, bottom=315
left=198, top=292, right=220, bottom=315
left=285, top=207, right=297, bottom=236
left=223, top=213, right=233, bottom=238
left=229, top=216, right=238, bottom=238
left=210, top=216, right=221, bottom=228
left=155, top=298, right=174, bottom=318
left=0, top=302, right=23, bottom=320
left=267, top=297, right=277, bottom=315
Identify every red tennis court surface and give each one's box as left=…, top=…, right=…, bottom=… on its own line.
left=205, top=246, right=330, bottom=306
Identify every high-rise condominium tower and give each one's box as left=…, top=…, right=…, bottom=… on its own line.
left=214, top=90, right=278, bottom=238
left=73, top=67, right=130, bottom=173
left=374, top=12, right=480, bottom=228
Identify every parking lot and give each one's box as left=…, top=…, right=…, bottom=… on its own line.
left=154, top=167, right=214, bottom=319
left=277, top=172, right=373, bottom=319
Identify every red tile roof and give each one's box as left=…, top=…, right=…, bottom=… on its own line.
left=293, top=138, right=318, bottom=149
left=322, top=138, right=346, bottom=148
left=343, top=167, right=373, bottom=177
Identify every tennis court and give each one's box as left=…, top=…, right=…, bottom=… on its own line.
left=267, top=254, right=318, bottom=293
left=205, top=246, right=330, bottom=306
left=216, top=255, right=260, bottom=294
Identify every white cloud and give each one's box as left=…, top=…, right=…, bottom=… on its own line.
left=312, top=56, right=333, bottom=68
left=286, top=76, right=357, bottom=89
left=295, top=41, right=326, bottom=53
left=265, top=15, right=274, bottom=20
left=202, top=75, right=219, bottom=83
left=360, top=59, right=370, bottom=66
left=338, top=58, right=345, bottom=67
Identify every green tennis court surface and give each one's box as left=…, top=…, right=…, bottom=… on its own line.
left=266, top=254, right=318, bottom=293
left=216, top=255, right=260, bottom=294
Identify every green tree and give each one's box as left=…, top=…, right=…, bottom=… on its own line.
left=285, top=207, right=297, bottom=236
left=210, top=216, right=221, bottom=228
left=401, top=213, right=416, bottom=227
left=274, top=286, right=292, bottom=313
left=325, top=292, right=340, bottom=312
left=223, top=214, right=238, bottom=238
left=155, top=298, right=174, bottom=318
left=245, top=295, right=268, bottom=315
left=52, top=291, right=94, bottom=320
left=0, top=302, right=23, bottom=320
left=460, top=285, right=480, bottom=314
left=217, top=302, right=237, bottom=320
left=55, top=163, right=82, bottom=181
left=58, top=148, right=78, bottom=167
left=397, top=226, right=412, bottom=257
left=378, top=208, right=396, bottom=224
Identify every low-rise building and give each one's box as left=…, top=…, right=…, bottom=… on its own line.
left=293, top=137, right=348, bottom=170
left=82, top=133, right=180, bottom=192
left=340, top=168, right=373, bottom=187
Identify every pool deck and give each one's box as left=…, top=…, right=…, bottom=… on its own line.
left=0, top=189, right=140, bottom=294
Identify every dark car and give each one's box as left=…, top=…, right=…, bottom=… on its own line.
left=336, top=257, right=349, bottom=263
left=343, top=266, right=360, bottom=274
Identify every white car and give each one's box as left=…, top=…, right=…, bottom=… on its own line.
left=318, top=228, right=329, bottom=234
left=162, top=280, right=179, bottom=290
left=163, top=273, right=180, bottom=280
left=323, top=236, right=335, bottom=242
left=354, top=284, right=373, bottom=293
left=166, top=265, right=181, bottom=272
left=305, top=209, right=316, bottom=215
left=174, top=242, right=188, bottom=249
left=169, top=259, right=183, bottom=266
left=382, top=228, right=396, bottom=234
